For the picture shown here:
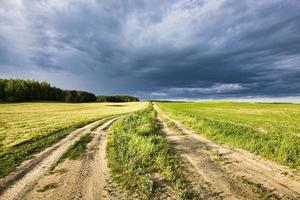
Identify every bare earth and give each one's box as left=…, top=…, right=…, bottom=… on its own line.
left=0, top=117, right=120, bottom=200
left=155, top=105, right=300, bottom=200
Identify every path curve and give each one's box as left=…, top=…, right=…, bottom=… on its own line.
left=0, top=117, right=117, bottom=200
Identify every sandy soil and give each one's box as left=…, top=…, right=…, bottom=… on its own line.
left=0, top=117, right=119, bottom=200
left=155, top=105, right=300, bottom=200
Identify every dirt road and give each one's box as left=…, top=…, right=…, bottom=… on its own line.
left=155, top=106, right=300, bottom=200
left=0, top=117, right=119, bottom=200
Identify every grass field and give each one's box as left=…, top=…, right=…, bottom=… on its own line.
left=0, top=102, right=145, bottom=178
left=156, top=101, right=300, bottom=169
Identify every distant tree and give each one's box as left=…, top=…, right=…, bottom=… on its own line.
left=64, top=90, right=78, bottom=103
left=77, top=91, right=97, bottom=102
left=0, top=79, right=6, bottom=101
left=39, top=81, right=51, bottom=100
left=96, top=96, right=107, bottom=102
left=96, top=95, right=139, bottom=102
left=64, top=91, right=96, bottom=103
left=5, top=79, right=18, bottom=101
left=52, top=87, right=65, bottom=101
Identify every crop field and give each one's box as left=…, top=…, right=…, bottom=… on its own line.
left=156, top=101, right=300, bottom=169
left=0, top=102, right=145, bottom=177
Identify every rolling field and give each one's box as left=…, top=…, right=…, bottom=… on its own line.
left=0, top=102, right=145, bottom=178
left=1, top=102, right=300, bottom=199
left=156, top=101, right=300, bottom=169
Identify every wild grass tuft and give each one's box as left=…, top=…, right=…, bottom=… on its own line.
left=37, top=182, right=59, bottom=192
left=59, top=134, right=93, bottom=160
left=239, top=176, right=281, bottom=199
left=50, top=133, right=93, bottom=171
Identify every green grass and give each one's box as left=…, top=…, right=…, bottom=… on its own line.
left=156, top=101, right=300, bottom=170
left=0, top=102, right=145, bottom=178
left=50, top=133, right=93, bottom=171
left=37, top=182, right=59, bottom=192
left=58, top=134, right=93, bottom=162
left=239, top=176, right=280, bottom=200
left=107, top=105, right=192, bottom=199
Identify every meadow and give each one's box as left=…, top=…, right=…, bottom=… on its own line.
left=0, top=102, right=145, bottom=178
left=156, top=101, right=300, bottom=169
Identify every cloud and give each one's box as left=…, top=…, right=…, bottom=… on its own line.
left=170, top=83, right=246, bottom=94
left=150, top=92, right=167, bottom=96
left=0, top=0, right=300, bottom=99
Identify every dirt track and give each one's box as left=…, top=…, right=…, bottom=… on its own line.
left=0, top=117, right=119, bottom=200
left=155, top=106, right=300, bottom=200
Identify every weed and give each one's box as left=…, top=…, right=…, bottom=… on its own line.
left=37, top=182, right=59, bottom=192
left=61, top=134, right=93, bottom=160
left=48, top=168, right=68, bottom=175
left=50, top=133, right=93, bottom=171
left=239, top=176, right=281, bottom=200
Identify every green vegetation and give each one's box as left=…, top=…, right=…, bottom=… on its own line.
left=37, top=182, right=59, bottom=192
left=59, top=134, right=93, bottom=162
left=156, top=102, right=300, bottom=170
left=0, top=79, right=96, bottom=103
left=64, top=90, right=96, bottom=103
left=107, top=105, right=191, bottom=199
left=0, top=79, right=64, bottom=102
left=97, top=95, right=139, bottom=102
left=50, top=134, right=93, bottom=171
left=239, top=176, right=280, bottom=199
left=0, top=102, right=145, bottom=178
left=0, top=79, right=141, bottom=103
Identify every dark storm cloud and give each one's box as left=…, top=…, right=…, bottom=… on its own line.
left=0, top=0, right=300, bottom=99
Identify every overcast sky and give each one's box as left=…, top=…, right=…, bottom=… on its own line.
left=1, top=0, right=300, bottom=100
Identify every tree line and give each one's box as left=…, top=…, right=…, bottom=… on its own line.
left=0, top=79, right=96, bottom=103
left=96, top=95, right=140, bottom=102
left=0, top=79, right=139, bottom=103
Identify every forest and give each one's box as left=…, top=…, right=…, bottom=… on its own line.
left=0, top=79, right=139, bottom=103
left=96, top=95, right=140, bottom=102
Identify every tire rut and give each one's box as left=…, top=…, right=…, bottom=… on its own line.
left=155, top=106, right=300, bottom=199
left=70, top=118, right=117, bottom=200
left=0, top=117, right=116, bottom=200
left=157, top=114, right=256, bottom=200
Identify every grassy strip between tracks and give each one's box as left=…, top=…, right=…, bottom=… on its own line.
left=0, top=119, right=100, bottom=178
left=58, top=133, right=93, bottom=162
left=107, top=104, right=194, bottom=199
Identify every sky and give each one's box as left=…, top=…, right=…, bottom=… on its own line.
left=0, top=0, right=300, bottom=100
